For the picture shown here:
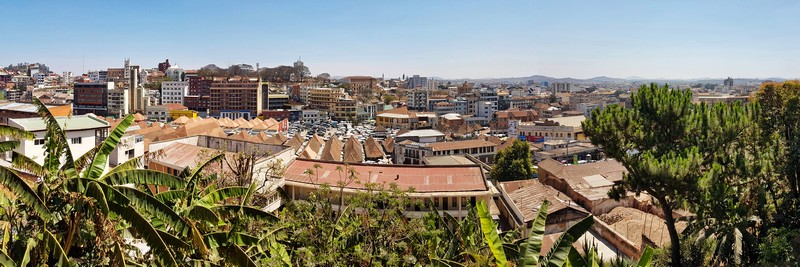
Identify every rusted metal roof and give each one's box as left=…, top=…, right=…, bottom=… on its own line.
left=284, top=158, right=488, bottom=193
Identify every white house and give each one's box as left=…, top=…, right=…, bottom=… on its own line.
left=160, top=81, right=189, bottom=104
left=8, top=115, right=110, bottom=165
left=109, top=133, right=145, bottom=167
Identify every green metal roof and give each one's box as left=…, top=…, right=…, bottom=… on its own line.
left=10, top=115, right=109, bottom=132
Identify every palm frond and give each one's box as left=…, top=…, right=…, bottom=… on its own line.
left=220, top=245, right=257, bottom=267
left=43, top=229, right=72, bottom=266
left=0, top=125, right=34, bottom=140
left=187, top=154, right=225, bottom=186
left=112, top=243, right=127, bottom=267
left=84, top=114, right=134, bottom=179
left=108, top=155, right=144, bottom=174
left=518, top=200, right=549, bottom=266
left=101, top=169, right=185, bottom=189
left=154, top=190, right=187, bottom=203
left=0, top=166, right=51, bottom=221
left=0, top=250, right=15, bottom=267
left=63, top=144, right=99, bottom=175
left=543, top=216, right=595, bottom=267
left=109, top=202, right=178, bottom=266
left=198, top=187, right=250, bottom=206
left=32, top=98, right=75, bottom=177
left=85, top=181, right=110, bottom=214
left=187, top=205, right=221, bottom=225
left=0, top=141, right=19, bottom=154
left=11, top=151, right=44, bottom=177
left=114, top=186, right=191, bottom=236
left=214, top=205, right=278, bottom=223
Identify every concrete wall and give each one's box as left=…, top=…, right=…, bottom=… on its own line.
left=110, top=134, right=145, bottom=166
left=590, top=219, right=641, bottom=260
left=15, top=129, right=99, bottom=165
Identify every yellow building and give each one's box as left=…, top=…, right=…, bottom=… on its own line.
left=169, top=109, right=198, bottom=120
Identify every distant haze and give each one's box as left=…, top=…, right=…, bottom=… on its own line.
left=2, top=1, right=799, bottom=80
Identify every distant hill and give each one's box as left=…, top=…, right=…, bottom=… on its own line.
left=440, top=75, right=786, bottom=85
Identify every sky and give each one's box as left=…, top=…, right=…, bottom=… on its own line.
left=2, top=1, right=799, bottom=80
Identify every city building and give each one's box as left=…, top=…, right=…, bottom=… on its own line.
left=266, top=94, right=289, bottom=110
left=209, top=77, right=263, bottom=119
left=158, top=59, right=171, bottom=72
left=342, top=76, right=378, bottom=97
left=405, top=75, right=427, bottom=89
left=375, top=106, right=437, bottom=130
left=537, top=159, right=632, bottom=215
left=491, top=109, right=539, bottom=133
left=0, top=102, right=72, bottom=125
left=146, top=103, right=188, bottom=122
left=301, top=109, right=324, bottom=123
left=6, top=115, right=110, bottom=165
left=517, top=115, right=587, bottom=142
left=496, top=179, right=589, bottom=231
left=332, top=98, right=357, bottom=121
left=282, top=158, right=498, bottom=219
left=106, top=89, right=129, bottom=118
left=185, top=75, right=211, bottom=112
left=308, top=88, right=343, bottom=112
left=395, top=138, right=497, bottom=165
left=160, top=81, right=189, bottom=104
left=407, top=89, right=429, bottom=111
left=109, top=133, right=145, bottom=167
left=73, top=82, right=112, bottom=116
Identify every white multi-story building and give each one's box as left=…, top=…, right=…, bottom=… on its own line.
left=7, top=115, right=110, bottom=165
left=161, top=81, right=188, bottom=104
left=109, top=133, right=145, bottom=167
left=407, top=89, right=429, bottom=110
left=301, top=109, right=323, bottom=123
left=88, top=70, right=108, bottom=83
left=476, top=101, right=496, bottom=118
left=107, top=89, right=130, bottom=118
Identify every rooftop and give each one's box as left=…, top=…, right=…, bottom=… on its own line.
left=397, top=129, right=445, bottom=138
left=423, top=155, right=475, bottom=165
left=547, top=115, right=586, bottom=128
left=424, top=139, right=497, bottom=152
left=500, top=179, right=588, bottom=223
left=284, top=158, right=488, bottom=193
left=10, top=114, right=109, bottom=132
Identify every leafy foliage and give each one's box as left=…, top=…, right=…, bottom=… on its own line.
left=490, top=139, right=536, bottom=181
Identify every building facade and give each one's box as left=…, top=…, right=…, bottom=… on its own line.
left=161, top=81, right=189, bottom=104
left=209, top=77, right=263, bottom=119
left=73, top=82, right=112, bottom=116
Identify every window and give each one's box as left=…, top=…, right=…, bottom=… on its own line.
left=125, top=149, right=135, bottom=158
left=70, top=137, right=82, bottom=144
left=34, top=139, right=45, bottom=145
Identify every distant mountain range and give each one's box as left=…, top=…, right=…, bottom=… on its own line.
left=439, top=75, right=787, bottom=85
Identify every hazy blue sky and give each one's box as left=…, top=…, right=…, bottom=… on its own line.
left=3, top=1, right=799, bottom=79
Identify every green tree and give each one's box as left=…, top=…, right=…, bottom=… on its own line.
left=490, top=139, right=535, bottom=181
left=582, top=83, right=753, bottom=267
left=382, top=94, right=396, bottom=105
left=756, top=81, right=800, bottom=226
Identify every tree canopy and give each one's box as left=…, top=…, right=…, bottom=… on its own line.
left=490, top=139, right=535, bottom=181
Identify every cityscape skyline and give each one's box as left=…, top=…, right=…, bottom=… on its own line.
left=3, top=1, right=800, bottom=79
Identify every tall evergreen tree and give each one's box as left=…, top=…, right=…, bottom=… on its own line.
left=582, top=83, right=753, bottom=267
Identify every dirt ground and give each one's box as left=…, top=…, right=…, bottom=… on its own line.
left=599, top=207, right=687, bottom=248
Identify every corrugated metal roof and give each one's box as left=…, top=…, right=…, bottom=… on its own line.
left=10, top=114, right=109, bottom=132
left=284, top=158, right=488, bottom=193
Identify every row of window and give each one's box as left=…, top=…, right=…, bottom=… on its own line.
left=34, top=137, right=82, bottom=145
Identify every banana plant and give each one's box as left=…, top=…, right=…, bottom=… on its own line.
left=152, top=155, right=281, bottom=265
left=0, top=98, right=192, bottom=265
